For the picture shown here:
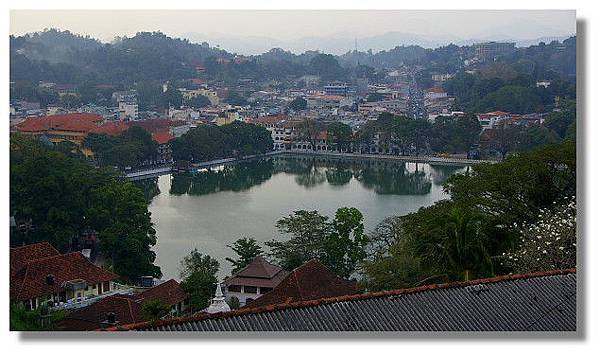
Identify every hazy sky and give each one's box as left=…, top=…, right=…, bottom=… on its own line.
left=11, top=10, right=575, bottom=43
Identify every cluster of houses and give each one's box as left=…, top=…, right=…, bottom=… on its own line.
left=11, top=113, right=182, bottom=165
left=10, top=241, right=362, bottom=331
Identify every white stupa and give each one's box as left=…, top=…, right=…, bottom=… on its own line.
left=206, top=283, right=231, bottom=314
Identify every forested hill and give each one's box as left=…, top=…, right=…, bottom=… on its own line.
left=10, top=29, right=577, bottom=86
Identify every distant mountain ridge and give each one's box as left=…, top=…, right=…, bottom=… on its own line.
left=182, top=31, right=574, bottom=55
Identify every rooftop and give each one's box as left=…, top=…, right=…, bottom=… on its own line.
left=15, top=113, right=103, bottom=133
left=224, top=256, right=289, bottom=288
left=111, top=269, right=576, bottom=332
left=245, top=259, right=357, bottom=309
left=11, top=251, right=119, bottom=301
left=10, top=242, right=60, bottom=277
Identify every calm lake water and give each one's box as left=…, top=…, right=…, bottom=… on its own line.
left=138, top=156, right=467, bottom=280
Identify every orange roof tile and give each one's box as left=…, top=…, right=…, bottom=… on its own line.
left=11, top=252, right=119, bottom=301
left=152, top=131, right=175, bottom=145
left=90, top=122, right=129, bottom=136
left=16, top=113, right=103, bottom=134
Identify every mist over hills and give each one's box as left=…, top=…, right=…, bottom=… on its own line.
left=182, top=31, right=574, bottom=55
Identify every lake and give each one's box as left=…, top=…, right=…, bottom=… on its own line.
left=137, top=155, right=467, bottom=279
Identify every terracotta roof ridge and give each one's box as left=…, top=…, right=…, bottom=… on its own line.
left=108, top=268, right=576, bottom=331
left=10, top=241, right=54, bottom=251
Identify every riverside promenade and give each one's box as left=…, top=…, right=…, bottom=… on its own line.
left=126, top=150, right=496, bottom=179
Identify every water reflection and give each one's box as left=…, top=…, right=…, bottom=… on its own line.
left=429, top=164, right=465, bottom=186
left=165, top=157, right=465, bottom=197
left=133, top=177, right=161, bottom=202
left=170, top=159, right=274, bottom=195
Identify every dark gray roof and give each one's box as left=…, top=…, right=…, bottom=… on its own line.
left=116, top=269, right=576, bottom=332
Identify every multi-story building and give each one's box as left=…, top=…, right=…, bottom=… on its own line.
left=323, top=85, right=349, bottom=97
left=10, top=242, right=119, bottom=310
left=118, top=100, right=139, bottom=121
left=473, top=41, right=516, bottom=61
left=15, top=113, right=104, bottom=146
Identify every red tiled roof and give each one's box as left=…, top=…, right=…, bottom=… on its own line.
left=253, top=115, right=288, bottom=125
left=224, top=256, right=289, bottom=288
left=15, top=113, right=103, bottom=133
left=135, top=279, right=187, bottom=307
left=152, top=131, right=175, bottom=145
left=109, top=268, right=576, bottom=331
left=244, top=259, right=357, bottom=309
left=10, top=242, right=60, bottom=277
left=90, top=121, right=129, bottom=136
left=11, top=252, right=119, bottom=301
left=127, top=119, right=184, bottom=133
left=59, top=295, right=143, bottom=331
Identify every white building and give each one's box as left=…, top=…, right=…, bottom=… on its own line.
left=118, top=101, right=139, bottom=121
left=223, top=256, right=289, bottom=307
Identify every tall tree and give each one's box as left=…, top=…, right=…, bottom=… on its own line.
left=226, top=237, right=263, bottom=274
left=179, top=249, right=219, bottom=311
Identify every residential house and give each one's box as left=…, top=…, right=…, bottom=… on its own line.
left=10, top=243, right=119, bottom=310
left=58, top=279, right=188, bottom=330
left=245, top=259, right=358, bottom=309
left=223, top=256, right=289, bottom=307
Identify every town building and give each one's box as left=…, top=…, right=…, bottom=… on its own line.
left=58, top=279, right=188, bottom=330
left=424, top=87, right=448, bottom=100
left=473, top=41, right=516, bottom=61
left=476, top=111, right=518, bottom=129
left=245, top=259, right=357, bottom=309
left=14, top=113, right=104, bottom=146
left=118, top=100, right=139, bottom=121
left=152, top=131, right=175, bottom=164
left=223, top=256, right=289, bottom=307
left=10, top=243, right=119, bottom=310
left=115, top=269, right=576, bottom=332
left=323, top=84, right=349, bottom=97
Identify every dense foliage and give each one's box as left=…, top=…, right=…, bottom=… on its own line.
left=84, top=126, right=158, bottom=168
left=226, top=238, right=263, bottom=274
left=361, top=141, right=576, bottom=290
left=10, top=134, right=161, bottom=280
left=171, top=121, right=273, bottom=162
left=178, top=249, right=220, bottom=311
left=266, top=207, right=369, bottom=278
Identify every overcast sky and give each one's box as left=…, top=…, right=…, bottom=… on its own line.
left=10, top=10, right=575, bottom=42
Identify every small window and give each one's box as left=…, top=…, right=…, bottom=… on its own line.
left=244, top=286, right=257, bottom=294
left=92, top=284, right=96, bottom=289
left=103, top=281, right=110, bottom=292
left=228, top=285, right=241, bottom=293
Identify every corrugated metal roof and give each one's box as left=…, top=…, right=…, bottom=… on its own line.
left=115, top=269, right=576, bottom=332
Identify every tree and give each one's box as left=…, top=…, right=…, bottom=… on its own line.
left=366, top=93, right=384, bottom=102
left=10, top=302, right=65, bottom=331
left=327, top=122, right=353, bottom=152
left=87, top=180, right=161, bottom=281
left=224, top=91, right=248, bottom=106
left=266, top=207, right=368, bottom=278
left=161, top=86, right=183, bottom=109
left=187, top=95, right=211, bottom=108
left=446, top=141, right=576, bottom=227
left=298, top=119, right=322, bottom=151
left=142, top=299, right=170, bottom=321
left=226, top=237, right=263, bottom=274
left=502, top=196, right=576, bottom=273
left=309, top=54, right=344, bottom=80
left=179, top=249, right=219, bottom=311
left=288, top=97, right=307, bottom=111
